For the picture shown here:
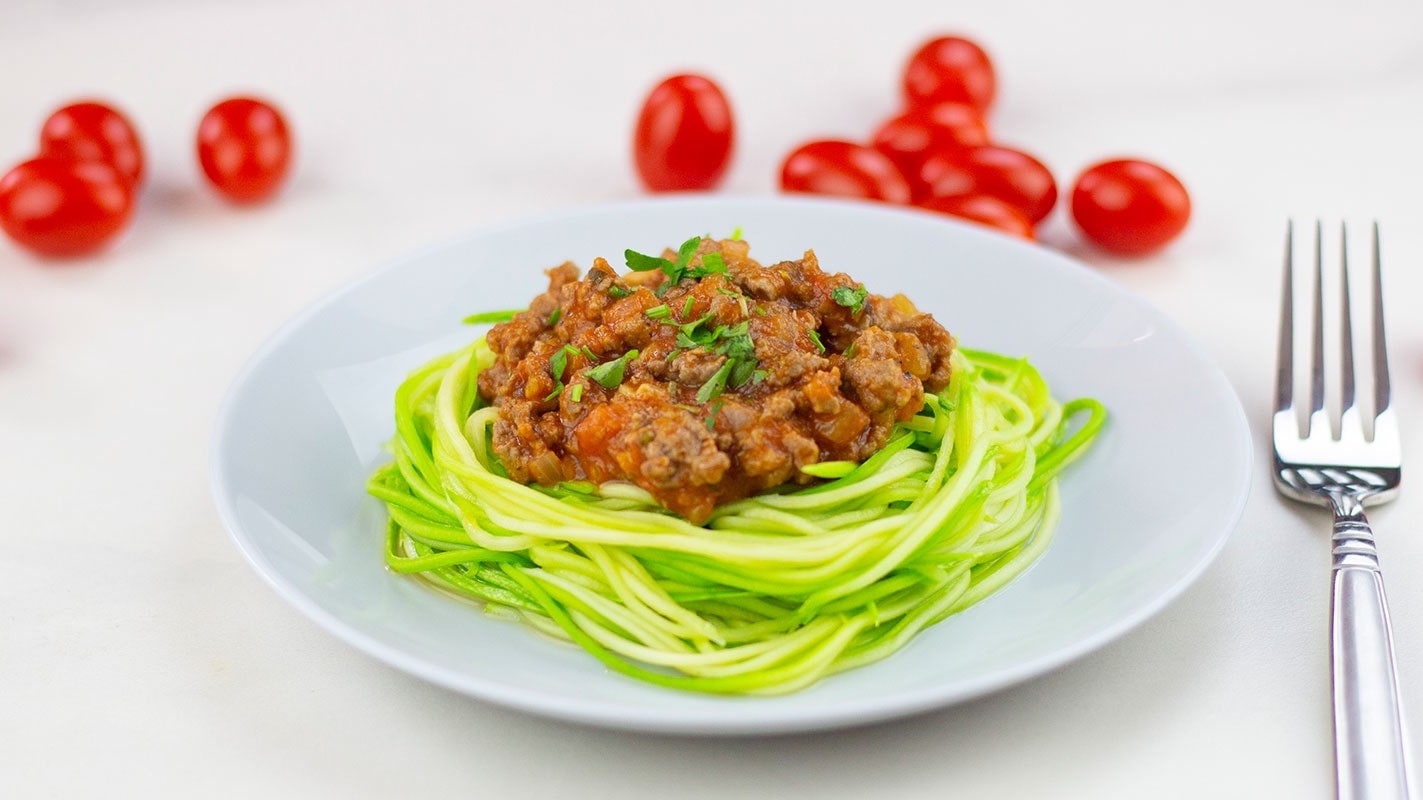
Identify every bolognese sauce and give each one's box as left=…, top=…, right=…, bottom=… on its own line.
left=476, top=237, right=956, bottom=522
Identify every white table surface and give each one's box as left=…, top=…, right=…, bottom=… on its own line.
left=3, top=0, right=1422, bottom=796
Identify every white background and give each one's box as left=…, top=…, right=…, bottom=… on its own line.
left=3, top=0, right=1423, bottom=797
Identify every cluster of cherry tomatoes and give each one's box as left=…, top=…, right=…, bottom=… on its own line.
left=0, top=97, right=293, bottom=258
left=632, top=35, right=1191, bottom=256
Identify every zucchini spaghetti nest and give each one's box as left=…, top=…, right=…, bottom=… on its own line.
left=367, top=340, right=1105, bottom=694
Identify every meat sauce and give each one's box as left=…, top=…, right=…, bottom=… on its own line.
left=476, top=238, right=956, bottom=523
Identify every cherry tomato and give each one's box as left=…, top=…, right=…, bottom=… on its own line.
left=196, top=97, right=293, bottom=202
left=919, top=145, right=1057, bottom=223
left=39, top=101, right=145, bottom=188
left=780, top=140, right=911, bottom=204
left=903, top=36, right=996, bottom=113
left=1070, top=159, right=1190, bottom=256
left=871, top=102, right=989, bottom=188
left=919, top=194, right=1034, bottom=240
left=633, top=74, right=735, bottom=192
left=0, top=157, right=134, bottom=257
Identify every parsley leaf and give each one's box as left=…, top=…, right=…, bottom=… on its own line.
left=550, top=344, right=580, bottom=382
left=727, top=358, right=757, bottom=389
left=807, top=328, right=826, bottom=353
left=628, top=237, right=704, bottom=290
left=586, top=350, right=639, bottom=388
left=696, top=359, right=734, bottom=403
left=689, top=251, right=726, bottom=278
left=674, top=237, right=701, bottom=272
left=832, top=285, right=868, bottom=315
left=706, top=400, right=725, bottom=431
left=625, top=249, right=674, bottom=273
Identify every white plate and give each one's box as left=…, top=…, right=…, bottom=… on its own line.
left=211, top=196, right=1251, bottom=735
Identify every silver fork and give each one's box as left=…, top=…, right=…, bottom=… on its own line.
left=1274, top=221, right=1410, bottom=799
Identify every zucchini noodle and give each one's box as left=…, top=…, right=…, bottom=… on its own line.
left=367, top=341, right=1105, bottom=694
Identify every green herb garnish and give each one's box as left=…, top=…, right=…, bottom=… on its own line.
left=548, top=307, right=563, bottom=326
left=586, top=350, right=639, bottom=388
left=682, top=295, right=696, bottom=317
left=645, top=304, right=671, bottom=320
left=730, top=226, right=743, bottom=241
left=807, top=328, right=825, bottom=353
left=697, top=359, right=734, bottom=403
left=690, top=252, right=726, bottom=278
left=570, top=384, right=583, bottom=402
left=625, top=249, right=675, bottom=274
left=608, top=285, right=633, bottom=299
left=706, top=400, right=725, bottom=431
left=550, top=344, right=580, bottom=381
left=832, top=285, right=867, bottom=315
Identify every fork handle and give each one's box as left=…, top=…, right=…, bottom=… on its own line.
left=1330, top=493, right=1411, bottom=800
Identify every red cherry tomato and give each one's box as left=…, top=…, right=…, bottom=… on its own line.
left=633, top=74, right=735, bottom=192
left=919, top=145, right=1057, bottom=223
left=780, top=140, right=911, bottom=204
left=39, top=101, right=145, bottom=188
left=903, top=36, right=996, bottom=113
left=196, top=97, right=293, bottom=202
left=0, top=157, right=134, bottom=257
left=871, top=102, right=989, bottom=188
left=919, top=195, right=1034, bottom=240
left=1071, top=159, right=1191, bottom=255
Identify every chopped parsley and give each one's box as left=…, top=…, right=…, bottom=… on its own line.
left=544, top=384, right=563, bottom=401
left=624, top=249, right=675, bottom=274
left=549, top=344, right=580, bottom=381
left=807, top=328, right=826, bottom=353
left=462, top=309, right=521, bottom=325
left=696, top=359, right=734, bottom=403
left=730, top=226, right=743, bottom=241
left=586, top=349, right=639, bottom=388
left=682, top=295, right=696, bottom=317
left=706, top=400, right=725, bottom=431
left=691, top=252, right=726, bottom=278
left=687, top=321, right=759, bottom=402
left=832, top=285, right=868, bottom=315
left=645, top=304, right=671, bottom=320
left=844, top=342, right=858, bottom=359
left=570, top=384, right=583, bottom=402
left=625, top=236, right=702, bottom=285
left=608, top=285, right=633, bottom=299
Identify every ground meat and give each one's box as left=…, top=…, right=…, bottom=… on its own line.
left=476, top=238, right=956, bottom=522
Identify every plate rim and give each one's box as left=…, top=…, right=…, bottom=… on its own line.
left=210, top=194, right=1254, bottom=735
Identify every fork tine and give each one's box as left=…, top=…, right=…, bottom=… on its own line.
left=1275, top=220, right=1295, bottom=415
left=1339, top=223, right=1356, bottom=421
left=1372, top=222, right=1392, bottom=416
left=1308, top=221, right=1326, bottom=430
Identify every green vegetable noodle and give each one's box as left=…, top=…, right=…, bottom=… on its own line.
left=367, top=338, right=1106, bottom=694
